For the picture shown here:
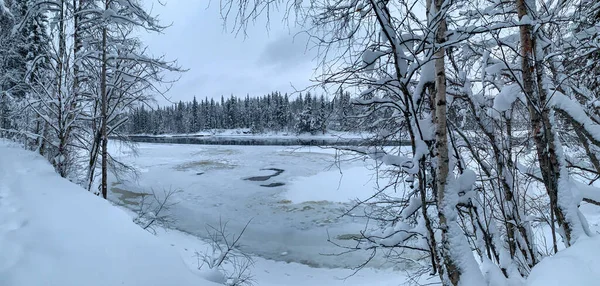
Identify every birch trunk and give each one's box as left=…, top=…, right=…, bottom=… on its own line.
left=431, top=0, right=460, bottom=284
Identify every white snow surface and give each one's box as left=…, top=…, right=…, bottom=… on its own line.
left=7, top=139, right=600, bottom=285
left=0, top=140, right=212, bottom=286
left=526, top=236, right=600, bottom=286
left=0, top=141, right=422, bottom=285
left=492, top=83, right=523, bottom=113
left=285, top=167, right=377, bottom=203
left=158, top=227, right=413, bottom=286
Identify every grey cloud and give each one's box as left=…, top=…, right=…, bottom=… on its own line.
left=141, top=1, right=314, bottom=105
left=258, top=31, right=315, bottom=69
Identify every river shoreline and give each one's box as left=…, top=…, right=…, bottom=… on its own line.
left=118, top=134, right=410, bottom=146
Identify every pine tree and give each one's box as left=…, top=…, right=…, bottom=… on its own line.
left=191, top=96, right=199, bottom=132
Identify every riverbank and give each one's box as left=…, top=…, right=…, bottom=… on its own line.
left=120, top=130, right=409, bottom=146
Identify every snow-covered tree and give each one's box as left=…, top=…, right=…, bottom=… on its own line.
left=0, top=0, right=181, bottom=198
left=221, top=0, right=600, bottom=284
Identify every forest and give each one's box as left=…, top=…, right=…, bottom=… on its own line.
left=1, top=0, right=600, bottom=285
left=126, top=91, right=365, bottom=135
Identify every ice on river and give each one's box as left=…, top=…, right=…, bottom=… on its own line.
left=109, top=143, right=391, bottom=269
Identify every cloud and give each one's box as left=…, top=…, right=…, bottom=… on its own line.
left=258, top=31, right=315, bottom=69
left=140, top=1, right=315, bottom=105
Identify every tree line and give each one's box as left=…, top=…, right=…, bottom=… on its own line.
left=127, top=91, right=369, bottom=135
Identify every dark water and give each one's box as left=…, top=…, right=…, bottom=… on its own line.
left=121, top=135, right=410, bottom=146
left=244, top=168, right=285, bottom=181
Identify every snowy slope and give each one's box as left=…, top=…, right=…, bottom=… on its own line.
left=0, top=141, right=214, bottom=286
left=526, top=236, right=600, bottom=286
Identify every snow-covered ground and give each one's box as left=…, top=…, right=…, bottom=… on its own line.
left=525, top=236, right=600, bottom=286
left=4, top=140, right=600, bottom=285
left=0, top=140, right=214, bottom=286
left=0, top=140, right=416, bottom=285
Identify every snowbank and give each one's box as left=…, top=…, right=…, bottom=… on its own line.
left=0, top=141, right=214, bottom=286
left=526, top=237, right=600, bottom=286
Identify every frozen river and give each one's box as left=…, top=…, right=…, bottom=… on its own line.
left=109, top=143, right=391, bottom=269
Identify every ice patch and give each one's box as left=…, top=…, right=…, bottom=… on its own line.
left=285, top=167, right=376, bottom=203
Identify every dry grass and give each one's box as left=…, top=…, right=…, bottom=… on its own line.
left=111, top=186, right=151, bottom=206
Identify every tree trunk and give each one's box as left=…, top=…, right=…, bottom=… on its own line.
left=516, top=0, right=574, bottom=246
left=431, top=0, right=461, bottom=284
left=73, top=0, right=81, bottom=93
left=371, top=0, right=443, bottom=273
left=56, top=0, right=68, bottom=177
left=70, top=0, right=81, bottom=122
left=87, top=130, right=101, bottom=193
left=100, top=10, right=108, bottom=199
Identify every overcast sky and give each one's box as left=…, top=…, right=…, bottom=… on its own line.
left=140, top=1, right=315, bottom=106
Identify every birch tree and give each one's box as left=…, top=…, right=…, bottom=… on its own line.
left=0, top=0, right=181, bottom=194
left=87, top=0, right=182, bottom=198
left=222, top=0, right=600, bottom=285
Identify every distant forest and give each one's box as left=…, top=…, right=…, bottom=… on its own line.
left=126, top=91, right=385, bottom=135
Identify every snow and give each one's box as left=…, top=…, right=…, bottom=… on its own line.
left=400, top=196, right=422, bottom=218
left=518, top=15, right=532, bottom=25
left=285, top=167, right=377, bottom=203
left=526, top=236, right=600, bottom=286
left=0, top=140, right=213, bottom=286
left=0, top=140, right=423, bottom=285
left=23, top=137, right=600, bottom=286
left=440, top=175, right=486, bottom=286
left=158, top=227, right=415, bottom=286
left=13, top=138, right=600, bottom=286
left=574, top=181, right=600, bottom=205
left=362, top=50, right=385, bottom=71
left=485, top=62, right=507, bottom=75
left=456, top=169, right=477, bottom=204
left=420, top=58, right=435, bottom=83
left=550, top=91, right=600, bottom=144
left=109, top=143, right=389, bottom=268
left=492, top=83, right=522, bottom=113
